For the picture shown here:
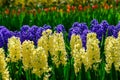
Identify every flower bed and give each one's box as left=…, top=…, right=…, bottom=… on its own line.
left=0, top=19, right=120, bottom=80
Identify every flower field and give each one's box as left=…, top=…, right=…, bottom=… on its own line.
left=0, top=20, right=120, bottom=80
left=0, top=0, right=120, bottom=80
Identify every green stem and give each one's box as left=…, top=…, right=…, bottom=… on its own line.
left=25, top=70, right=31, bottom=80
left=70, top=58, right=75, bottom=80
left=77, top=70, right=81, bottom=80
left=86, top=70, right=91, bottom=80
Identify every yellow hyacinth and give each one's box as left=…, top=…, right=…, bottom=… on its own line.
left=70, top=34, right=86, bottom=74
left=74, top=48, right=86, bottom=74
left=115, top=32, right=120, bottom=72
left=49, top=32, right=67, bottom=68
left=105, top=36, right=118, bottom=73
left=32, top=47, right=50, bottom=77
left=0, top=48, right=10, bottom=80
left=21, top=40, right=35, bottom=70
left=38, top=29, right=52, bottom=56
left=85, top=33, right=101, bottom=71
left=8, top=36, right=21, bottom=62
left=70, top=34, right=82, bottom=56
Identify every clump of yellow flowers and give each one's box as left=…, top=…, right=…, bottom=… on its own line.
left=38, top=29, right=52, bottom=57
left=70, top=34, right=86, bottom=74
left=70, top=34, right=82, bottom=56
left=32, top=47, right=50, bottom=78
left=105, top=36, right=116, bottom=73
left=0, top=48, right=10, bottom=80
left=105, top=32, right=120, bottom=73
left=85, top=33, right=101, bottom=71
left=21, top=40, right=35, bottom=71
left=115, top=32, right=120, bottom=72
left=70, top=33, right=101, bottom=74
left=74, top=48, right=86, bottom=74
left=49, top=32, right=67, bottom=68
left=7, top=36, right=21, bottom=62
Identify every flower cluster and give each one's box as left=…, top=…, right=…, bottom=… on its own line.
left=32, top=47, right=50, bottom=77
left=38, top=29, right=52, bottom=56
left=49, top=32, right=67, bottom=68
left=21, top=40, right=35, bottom=70
left=20, top=25, right=42, bottom=46
left=70, top=34, right=85, bottom=74
left=0, top=26, right=12, bottom=49
left=5, top=28, right=67, bottom=78
left=70, top=33, right=101, bottom=74
left=1, top=20, right=120, bottom=50
left=70, top=34, right=83, bottom=56
left=0, top=48, right=10, bottom=80
left=105, top=32, right=120, bottom=73
left=85, top=33, right=101, bottom=71
left=7, top=36, right=50, bottom=78
left=69, top=19, right=120, bottom=49
left=7, top=36, right=21, bottom=62
left=69, top=22, right=89, bottom=48
left=1, top=21, right=120, bottom=79
left=55, top=24, right=66, bottom=33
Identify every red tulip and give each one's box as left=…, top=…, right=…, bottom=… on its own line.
left=67, top=9, right=70, bottom=13
left=104, top=3, right=109, bottom=9
left=71, top=6, right=76, bottom=11
left=5, top=9, right=9, bottom=15
left=78, top=5, right=83, bottom=11
left=51, top=7, right=56, bottom=11
left=92, top=4, right=98, bottom=10
left=44, top=8, right=49, bottom=12
left=67, top=4, right=71, bottom=10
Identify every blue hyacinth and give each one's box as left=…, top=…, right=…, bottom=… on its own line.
left=55, top=24, right=65, bottom=33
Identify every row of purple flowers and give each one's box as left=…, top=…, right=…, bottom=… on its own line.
left=0, top=24, right=64, bottom=49
left=0, top=19, right=120, bottom=49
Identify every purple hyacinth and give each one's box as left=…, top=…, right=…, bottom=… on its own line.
left=78, top=23, right=88, bottom=30
left=81, top=30, right=91, bottom=48
left=12, top=31, right=21, bottom=37
left=20, top=25, right=30, bottom=43
left=72, top=22, right=80, bottom=27
left=43, top=24, right=51, bottom=31
left=0, top=26, right=6, bottom=30
left=91, top=24, right=104, bottom=41
left=68, top=27, right=81, bottom=40
left=107, top=25, right=115, bottom=36
left=27, top=25, right=44, bottom=46
left=28, top=25, right=39, bottom=45
left=20, top=25, right=30, bottom=32
left=90, top=20, right=110, bottom=41
left=0, top=32, right=4, bottom=48
left=90, top=19, right=99, bottom=29
left=55, top=24, right=65, bottom=33
left=29, top=25, right=39, bottom=35
left=91, top=19, right=99, bottom=25
left=113, top=22, right=120, bottom=38
left=100, top=20, right=109, bottom=35
left=35, top=27, right=44, bottom=45
left=72, top=22, right=88, bottom=30
left=69, top=22, right=88, bottom=40
left=0, top=28, right=12, bottom=50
